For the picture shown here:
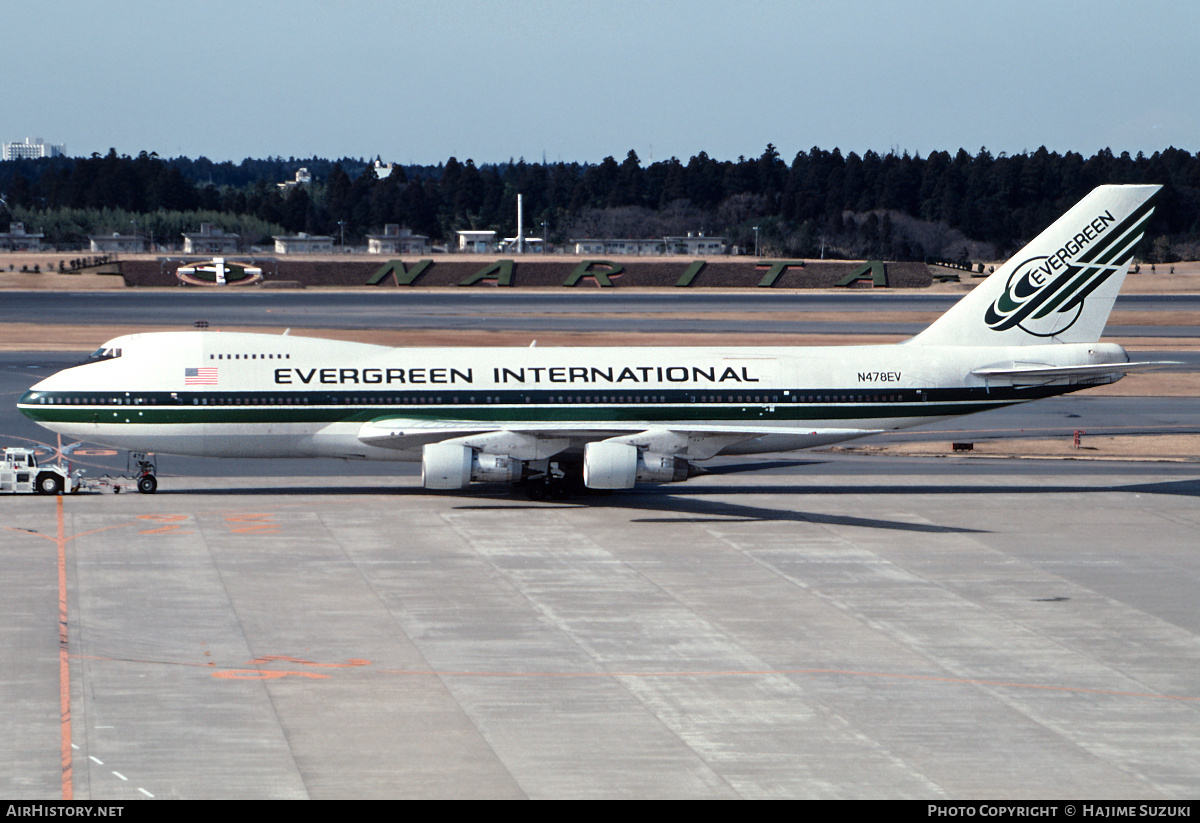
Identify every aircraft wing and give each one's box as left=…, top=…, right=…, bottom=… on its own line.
left=357, top=417, right=880, bottom=459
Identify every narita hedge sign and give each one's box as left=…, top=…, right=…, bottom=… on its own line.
left=366, top=259, right=893, bottom=288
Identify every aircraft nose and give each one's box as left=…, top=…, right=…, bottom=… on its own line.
left=18, top=389, right=40, bottom=419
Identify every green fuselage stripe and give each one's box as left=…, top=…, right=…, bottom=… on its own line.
left=20, top=384, right=1087, bottom=425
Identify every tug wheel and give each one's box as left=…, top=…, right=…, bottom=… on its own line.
left=36, top=473, right=64, bottom=495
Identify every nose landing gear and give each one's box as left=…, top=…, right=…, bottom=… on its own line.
left=132, top=452, right=158, bottom=494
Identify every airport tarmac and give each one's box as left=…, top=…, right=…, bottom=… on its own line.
left=4, top=462, right=1200, bottom=799
left=3, top=292, right=1200, bottom=799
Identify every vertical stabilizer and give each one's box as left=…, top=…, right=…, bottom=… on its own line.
left=909, top=184, right=1159, bottom=346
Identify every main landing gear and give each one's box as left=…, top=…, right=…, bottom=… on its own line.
left=131, top=452, right=157, bottom=494
left=520, top=460, right=601, bottom=501
left=522, top=478, right=573, bottom=501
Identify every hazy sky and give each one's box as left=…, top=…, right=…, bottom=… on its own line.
left=4, top=0, right=1197, bottom=165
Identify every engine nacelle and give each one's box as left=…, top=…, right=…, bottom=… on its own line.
left=423, top=443, right=472, bottom=489
left=583, top=442, right=690, bottom=489
left=583, top=441, right=637, bottom=489
left=422, top=443, right=522, bottom=489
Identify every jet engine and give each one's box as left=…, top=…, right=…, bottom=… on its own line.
left=422, top=443, right=522, bottom=489
left=582, top=441, right=690, bottom=489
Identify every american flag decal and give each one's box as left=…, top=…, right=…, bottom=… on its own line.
left=185, top=367, right=218, bottom=385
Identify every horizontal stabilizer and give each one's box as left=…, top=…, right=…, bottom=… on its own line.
left=972, top=361, right=1179, bottom=381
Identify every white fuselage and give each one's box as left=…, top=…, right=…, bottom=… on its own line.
left=19, top=331, right=1125, bottom=462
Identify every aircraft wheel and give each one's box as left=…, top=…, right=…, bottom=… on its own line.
left=524, top=483, right=548, bottom=501
left=137, top=474, right=158, bottom=495
left=36, top=473, right=64, bottom=495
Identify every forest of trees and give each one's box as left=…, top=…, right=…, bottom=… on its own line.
left=2, top=145, right=1198, bottom=261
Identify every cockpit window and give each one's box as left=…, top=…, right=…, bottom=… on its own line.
left=88, top=347, right=122, bottom=361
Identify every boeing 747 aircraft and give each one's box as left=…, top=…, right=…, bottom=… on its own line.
left=19, top=184, right=1167, bottom=496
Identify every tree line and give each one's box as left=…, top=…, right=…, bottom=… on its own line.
left=1, top=145, right=1197, bottom=260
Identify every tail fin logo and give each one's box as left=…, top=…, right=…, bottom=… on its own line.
left=984, top=203, right=1153, bottom=337
left=985, top=254, right=1098, bottom=336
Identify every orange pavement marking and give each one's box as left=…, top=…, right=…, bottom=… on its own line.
left=137, top=514, right=193, bottom=535
left=213, top=669, right=330, bottom=680
left=224, top=513, right=280, bottom=533
left=249, top=655, right=371, bottom=668
left=56, top=495, right=71, bottom=801
left=212, top=656, right=371, bottom=680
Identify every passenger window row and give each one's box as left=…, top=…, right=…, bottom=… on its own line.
left=210, top=353, right=291, bottom=360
